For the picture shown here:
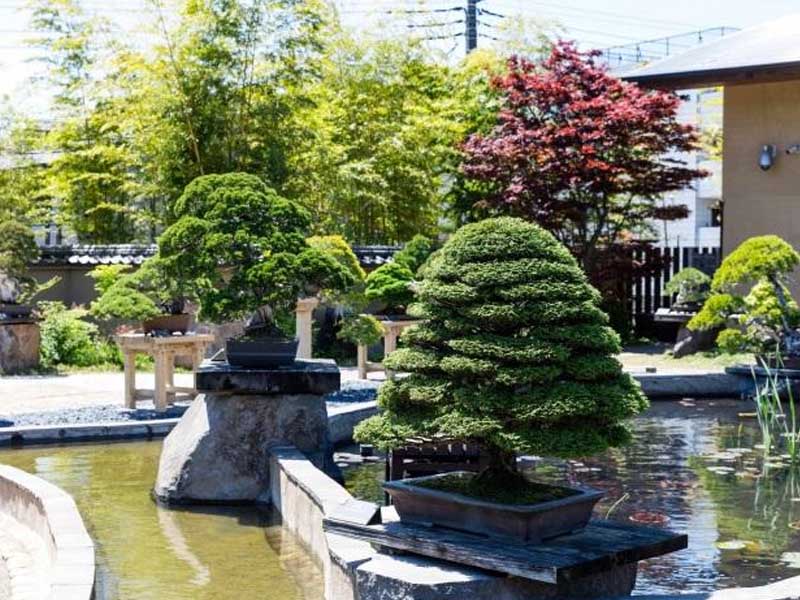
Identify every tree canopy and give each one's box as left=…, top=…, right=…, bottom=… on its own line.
left=355, top=217, right=648, bottom=467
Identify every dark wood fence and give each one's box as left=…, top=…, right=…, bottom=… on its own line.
left=630, top=246, right=720, bottom=319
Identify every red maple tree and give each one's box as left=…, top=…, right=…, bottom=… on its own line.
left=461, top=41, right=706, bottom=279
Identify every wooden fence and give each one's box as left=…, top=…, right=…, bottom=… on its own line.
left=630, top=246, right=721, bottom=318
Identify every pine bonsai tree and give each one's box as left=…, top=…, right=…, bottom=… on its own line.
left=355, top=217, right=648, bottom=489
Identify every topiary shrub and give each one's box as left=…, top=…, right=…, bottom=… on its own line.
left=689, top=235, right=800, bottom=355
left=364, top=262, right=415, bottom=315
left=664, top=267, right=711, bottom=307
left=355, top=217, right=648, bottom=486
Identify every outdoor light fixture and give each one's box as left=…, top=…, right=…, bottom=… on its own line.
left=759, top=144, right=777, bottom=171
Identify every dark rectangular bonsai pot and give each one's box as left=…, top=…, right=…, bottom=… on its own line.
left=383, top=471, right=604, bottom=543
left=226, top=338, right=299, bottom=368
left=142, top=313, right=192, bottom=335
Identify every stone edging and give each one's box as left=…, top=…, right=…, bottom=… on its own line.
left=0, top=465, right=95, bottom=599
left=267, top=445, right=800, bottom=600
left=0, top=399, right=378, bottom=448
left=633, top=372, right=746, bottom=398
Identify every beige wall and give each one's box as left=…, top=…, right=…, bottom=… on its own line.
left=723, top=81, right=800, bottom=260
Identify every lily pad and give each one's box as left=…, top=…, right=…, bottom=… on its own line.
left=716, top=540, right=749, bottom=551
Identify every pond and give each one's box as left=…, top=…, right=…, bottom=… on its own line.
left=0, top=441, right=322, bottom=600
left=341, top=399, right=800, bottom=595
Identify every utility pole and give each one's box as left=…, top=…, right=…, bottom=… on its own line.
left=465, top=0, right=478, bottom=53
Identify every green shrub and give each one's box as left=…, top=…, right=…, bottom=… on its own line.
left=393, top=234, right=435, bottom=275
left=664, top=267, right=711, bottom=306
left=354, top=217, right=648, bottom=472
left=364, top=262, right=415, bottom=314
left=39, top=302, right=111, bottom=368
left=690, top=235, right=800, bottom=354
left=338, top=314, right=384, bottom=346
left=157, top=173, right=354, bottom=331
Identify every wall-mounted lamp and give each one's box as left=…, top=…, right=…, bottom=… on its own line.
left=760, top=144, right=777, bottom=171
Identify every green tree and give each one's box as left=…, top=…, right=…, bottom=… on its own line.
left=286, top=32, right=462, bottom=244
left=157, top=173, right=354, bottom=332
left=28, top=0, right=137, bottom=242
left=355, top=217, right=648, bottom=482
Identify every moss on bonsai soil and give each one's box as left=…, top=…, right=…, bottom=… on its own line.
left=411, top=472, right=579, bottom=505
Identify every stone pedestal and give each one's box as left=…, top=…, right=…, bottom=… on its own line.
left=154, top=359, right=340, bottom=504
left=0, top=321, right=40, bottom=374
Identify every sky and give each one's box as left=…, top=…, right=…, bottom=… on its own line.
left=1, top=0, right=800, bottom=111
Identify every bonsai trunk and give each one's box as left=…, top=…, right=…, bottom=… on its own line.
left=475, top=444, right=525, bottom=488
left=245, top=305, right=285, bottom=338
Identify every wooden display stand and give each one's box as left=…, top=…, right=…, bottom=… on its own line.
left=357, top=319, right=421, bottom=380
left=115, top=333, right=215, bottom=411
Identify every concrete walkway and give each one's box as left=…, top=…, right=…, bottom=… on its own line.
left=0, top=367, right=381, bottom=416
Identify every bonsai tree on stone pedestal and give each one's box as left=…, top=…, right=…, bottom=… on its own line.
left=355, top=217, right=648, bottom=541
left=689, top=235, right=800, bottom=362
left=157, top=173, right=355, bottom=366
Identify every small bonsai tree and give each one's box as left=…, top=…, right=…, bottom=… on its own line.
left=355, top=217, right=648, bottom=489
left=689, top=235, right=800, bottom=355
left=89, top=257, right=195, bottom=322
left=664, top=267, right=711, bottom=309
left=364, top=235, right=435, bottom=314
left=0, top=220, right=44, bottom=304
left=157, top=173, right=354, bottom=335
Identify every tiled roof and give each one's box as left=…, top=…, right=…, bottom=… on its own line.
left=36, top=243, right=400, bottom=268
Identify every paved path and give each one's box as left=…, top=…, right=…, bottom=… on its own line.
left=0, top=367, right=381, bottom=416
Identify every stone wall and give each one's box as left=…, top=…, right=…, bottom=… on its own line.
left=0, top=465, right=95, bottom=599
left=267, top=446, right=800, bottom=600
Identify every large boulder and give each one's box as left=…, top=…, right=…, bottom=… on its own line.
left=154, top=359, right=340, bottom=504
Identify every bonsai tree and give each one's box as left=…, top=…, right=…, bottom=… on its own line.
left=364, top=235, right=435, bottom=315
left=689, top=236, right=800, bottom=355
left=89, top=257, right=196, bottom=324
left=0, top=220, right=44, bottom=304
left=157, top=173, right=354, bottom=335
left=664, top=267, right=711, bottom=309
left=355, top=217, right=648, bottom=489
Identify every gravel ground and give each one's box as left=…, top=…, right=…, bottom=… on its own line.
left=0, top=376, right=379, bottom=429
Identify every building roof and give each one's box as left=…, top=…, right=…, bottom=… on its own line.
left=623, top=14, right=800, bottom=89
left=35, top=244, right=399, bottom=269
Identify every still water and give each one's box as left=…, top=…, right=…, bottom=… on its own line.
left=343, top=400, right=800, bottom=595
left=0, top=441, right=323, bottom=600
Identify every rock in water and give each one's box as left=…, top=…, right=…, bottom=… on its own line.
left=154, top=359, right=340, bottom=504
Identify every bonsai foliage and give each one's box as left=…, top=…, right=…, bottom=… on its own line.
left=392, top=234, right=435, bottom=275
left=364, top=235, right=435, bottom=313
left=0, top=220, right=40, bottom=302
left=689, top=236, right=800, bottom=355
left=364, top=263, right=415, bottom=314
left=355, top=217, right=648, bottom=475
left=338, top=314, right=384, bottom=346
left=664, top=267, right=711, bottom=307
left=157, top=173, right=355, bottom=331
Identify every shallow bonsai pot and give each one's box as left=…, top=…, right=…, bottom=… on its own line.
left=142, top=313, right=191, bottom=335
left=383, top=471, right=604, bottom=543
left=226, top=337, right=299, bottom=368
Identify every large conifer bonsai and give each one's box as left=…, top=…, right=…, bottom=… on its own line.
left=355, top=217, right=648, bottom=494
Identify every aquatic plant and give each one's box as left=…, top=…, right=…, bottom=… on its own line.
left=751, top=358, right=800, bottom=464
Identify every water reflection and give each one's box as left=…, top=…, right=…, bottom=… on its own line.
left=0, top=441, right=323, bottom=600
left=342, top=400, right=800, bottom=594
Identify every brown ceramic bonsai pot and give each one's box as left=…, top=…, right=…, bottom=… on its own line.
left=142, top=313, right=192, bottom=335
left=383, top=471, right=603, bottom=543
left=226, top=337, right=299, bottom=368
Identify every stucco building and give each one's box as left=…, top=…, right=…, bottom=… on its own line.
left=623, top=14, right=800, bottom=260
